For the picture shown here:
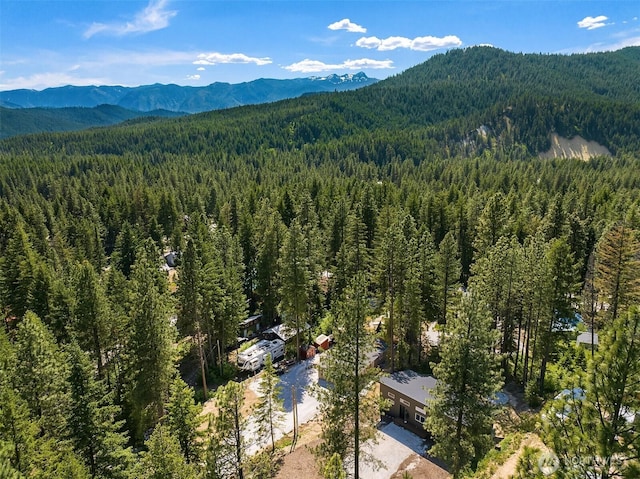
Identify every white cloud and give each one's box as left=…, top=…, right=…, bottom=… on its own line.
left=412, top=35, right=463, bottom=51
left=611, top=27, right=640, bottom=39
left=559, top=28, right=640, bottom=54
left=186, top=74, right=200, bottom=80
left=356, top=36, right=383, bottom=49
left=0, top=49, right=212, bottom=90
left=84, top=0, right=177, bottom=38
left=354, top=37, right=382, bottom=49
left=611, top=36, right=640, bottom=48
left=343, top=58, right=394, bottom=69
left=283, top=58, right=393, bottom=73
left=194, top=52, right=272, bottom=66
left=356, top=34, right=462, bottom=51
left=0, top=72, right=109, bottom=90
left=577, top=15, right=609, bottom=30
left=0, top=49, right=198, bottom=90
left=582, top=36, right=640, bottom=52
left=380, top=36, right=413, bottom=51
left=328, top=18, right=366, bottom=33
left=197, top=67, right=205, bottom=71
left=76, top=50, right=195, bottom=70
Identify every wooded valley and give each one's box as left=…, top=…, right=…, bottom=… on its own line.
left=1, top=46, right=639, bottom=479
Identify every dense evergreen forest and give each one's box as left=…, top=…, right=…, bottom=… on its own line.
left=1, top=46, right=639, bottom=478
left=0, top=105, right=184, bottom=140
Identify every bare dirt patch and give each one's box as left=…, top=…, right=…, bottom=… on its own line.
left=275, top=420, right=323, bottom=479
left=489, top=433, right=547, bottom=479
left=540, top=133, right=611, bottom=160
left=390, top=453, right=450, bottom=479
left=167, top=268, right=178, bottom=292
left=275, top=438, right=323, bottom=479
left=198, top=375, right=260, bottom=430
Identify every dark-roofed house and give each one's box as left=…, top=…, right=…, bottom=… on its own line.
left=239, top=314, right=263, bottom=339
left=380, top=370, right=437, bottom=437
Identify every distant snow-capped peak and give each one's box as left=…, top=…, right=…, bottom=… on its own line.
left=310, top=72, right=370, bottom=83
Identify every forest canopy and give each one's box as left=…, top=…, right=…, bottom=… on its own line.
left=1, top=46, right=639, bottom=478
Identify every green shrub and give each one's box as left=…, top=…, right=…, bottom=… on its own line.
left=525, top=380, right=542, bottom=408
left=239, top=338, right=257, bottom=352
left=513, top=446, right=545, bottom=478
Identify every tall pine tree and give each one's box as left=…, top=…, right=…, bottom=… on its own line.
left=166, top=377, right=202, bottom=464
left=375, top=209, right=407, bottom=373
left=14, top=311, right=69, bottom=439
left=0, top=330, right=37, bottom=475
left=73, top=261, right=110, bottom=378
left=471, top=236, right=523, bottom=376
left=176, top=238, right=209, bottom=395
left=66, top=342, right=133, bottom=479
left=206, top=380, right=246, bottom=479
left=543, top=306, right=640, bottom=478
left=595, top=222, right=640, bottom=324
left=253, top=354, right=284, bottom=454
left=126, top=241, right=175, bottom=444
left=435, top=231, right=461, bottom=324
left=279, top=220, right=310, bottom=362
left=255, top=200, right=284, bottom=327
left=315, top=273, right=382, bottom=478
left=426, top=292, right=502, bottom=477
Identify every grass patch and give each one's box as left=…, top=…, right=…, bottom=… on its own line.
left=239, top=338, right=258, bottom=352
left=465, top=432, right=523, bottom=478
left=275, top=434, right=293, bottom=450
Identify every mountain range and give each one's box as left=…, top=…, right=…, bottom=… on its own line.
left=0, top=73, right=376, bottom=112
left=0, top=73, right=377, bottom=139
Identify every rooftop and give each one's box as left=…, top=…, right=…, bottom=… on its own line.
left=380, top=370, right=437, bottom=405
left=240, top=314, right=262, bottom=327
left=576, top=331, right=599, bottom=345
left=264, top=322, right=310, bottom=342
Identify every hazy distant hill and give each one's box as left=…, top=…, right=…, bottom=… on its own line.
left=0, top=104, right=184, bottom=139
left=0, top=73, right=377, bottom=113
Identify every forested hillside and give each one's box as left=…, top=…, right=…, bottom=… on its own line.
left=0, top=105, right=184, bottom=139
left=1, top=46, right=639, bottom=478
left=5, top=47, right=637, bottom=156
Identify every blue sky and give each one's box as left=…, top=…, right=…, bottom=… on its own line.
left=1, top=0, right=638, bottom=91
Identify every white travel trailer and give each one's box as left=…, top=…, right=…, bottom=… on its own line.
left=237, top=338, right=285, bottom=372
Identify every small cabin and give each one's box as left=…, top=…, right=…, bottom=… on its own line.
left=314, top=334, right=331, bottom=351
left=379, top=370, right=437, bottom=437
left=239, top=314, right=263, bottom=339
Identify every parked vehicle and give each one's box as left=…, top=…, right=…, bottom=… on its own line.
left=237, top=338, right=285, bottom=372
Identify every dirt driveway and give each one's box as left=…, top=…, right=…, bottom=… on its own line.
left=199, top=357, right=450, bottom=478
